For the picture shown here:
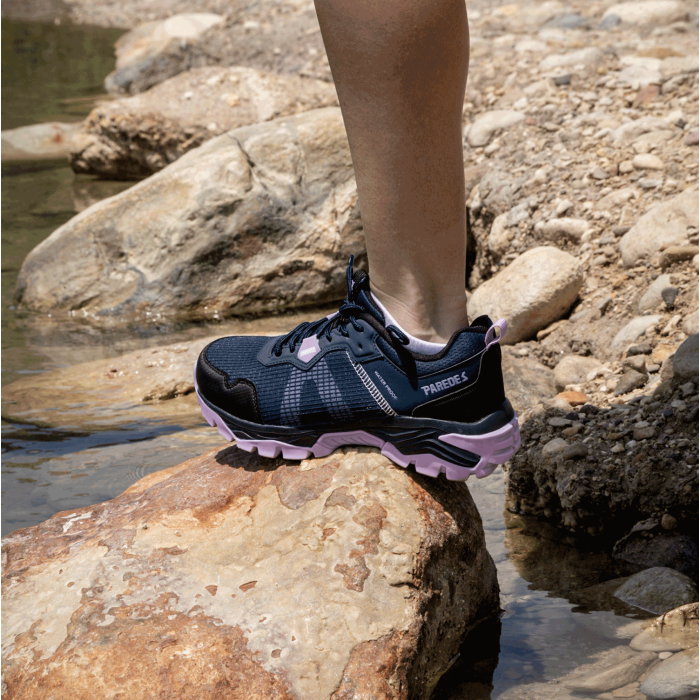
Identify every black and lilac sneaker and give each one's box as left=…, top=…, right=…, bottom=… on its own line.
left=194, top=257, right=520, bottom=481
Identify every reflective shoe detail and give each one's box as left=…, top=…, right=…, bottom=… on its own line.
left=195, top=256, right=521, bottom=481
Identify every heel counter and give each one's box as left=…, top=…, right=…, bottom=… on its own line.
left=412, top=345, right=506, bottom=423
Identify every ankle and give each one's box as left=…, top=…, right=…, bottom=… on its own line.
left=370, top=284, right=468, bottom=344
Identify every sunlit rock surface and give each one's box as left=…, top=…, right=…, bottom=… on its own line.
left=2, top=446, right=499, bottom=699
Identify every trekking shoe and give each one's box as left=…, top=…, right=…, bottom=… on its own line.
left=194, top=256, right=520, bottom=481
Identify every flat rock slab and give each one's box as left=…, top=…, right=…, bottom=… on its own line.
left=1, top=122, right=82, bottom=161
left=630, top=603, right=699, bottom=652
left=72, top=66, right=338, bottom=179
left=16, top=107, right=365, bottom=322
left=1, top=446, right=499, bottom=700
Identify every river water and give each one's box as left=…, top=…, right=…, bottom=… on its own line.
left=1, top=18, right=654, bottom=699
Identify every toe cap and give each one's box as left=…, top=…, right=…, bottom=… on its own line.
left=195, top=342, right=263, bottom=423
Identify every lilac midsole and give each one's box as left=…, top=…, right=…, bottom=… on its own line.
left=195, top=387, right=520, bottom=482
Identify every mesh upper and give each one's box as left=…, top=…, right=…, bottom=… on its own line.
left=205, top=336, right=385, bottom=426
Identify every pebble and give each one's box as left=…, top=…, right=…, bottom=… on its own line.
left=660, top=287, right=677, bottom=309
left=622, top=355, right=647, bottom=374
left=562, top=442, right=588, bottom=459
left=679, top=381, right=695, bottom=396
left=633, top=426, right=656, bottom=440
left=543, top=437, right=568, bottom=456
left=555, top=354, right=603, bottom=391
left=615, top=370, right=649, bottom=396
left=611, top=316, right=663, bottom=354
left=549, top=417, right=572, bottom=427
left=638, top=274, right=673, bottom=312
left=556, top=390, right=588, bottom=406
left=661, top=514, right=677, bottom=530
left=628, top=343, right=653, bottom=356
left=466, top=110, right=525, bottom=147
left=633, top=153, right=664, bottom=170
left=555, top=199, right=574, bottom=216
left=660, top=245, right=700, bottom=268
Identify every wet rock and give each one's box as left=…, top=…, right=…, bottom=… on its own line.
left=104, top=13, right=224, bottom=94
left=0, top=446, right=499, bottom=699
left=564, top=650, right=657, bottom=692
left=613, top=528, right=698, bottom=579
left=16, top=108, right=366, bottom=322
left=1, top=312, right=319, bottom=430
left=611, top=316, right=663, bottom=355
left=602, top=1, right=689, bottom=26
left=641, top=647, right=699, bottom=699
left=673, top=334, right=699, bottom=381
left=1, top=122, right=82, bottom=161
left=467, top=247, right=584, bottom=345
left=619, top=186, right=699, bottom=267
left=554, top=354, right=603, bottom=391
left=614, top=567, right=699, bottom=615
left=465, top=110, right=525, bottom=147
left=71, top=66, right=337, bottom=179
left=630, top=603, right=699, bottom=652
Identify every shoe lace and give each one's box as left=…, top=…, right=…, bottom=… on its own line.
left=271, top=256, right=409, bottom=357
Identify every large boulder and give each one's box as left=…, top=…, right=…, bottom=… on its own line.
left=72, top=66, right=338, bottom=179
left=619, top=186, right=699, bottom=267
left=467, top=247, right=584, bottom=344
left=1, top=446, right=499, bottom=699
left=16, top=107, right=365, bottom=322
left=104, top=13, right=224, bottom=93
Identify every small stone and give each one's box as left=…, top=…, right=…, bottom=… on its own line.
left=684, top=130, right=699, bottom=147
left=628, top=343, right=652, bottom=356
left=466, top=110, right=525, bottom=147
left=638, top=274, right=673, bottom=313
left=562, top=442, right=588, bottom=460
left=592, top=166, right=610, bottom=180
left=553, top=74, right=571, bottom=86
left=543, top=437, right=568, bottom=456
left=660, top=245, right=700, bottom=268
left=622, top=355, right=648, bottom=374
left=600, top=13, right=622, bottom=29
left=611, top=316, right=663, bottom=354
left=555, top=199, right=574, bottom=216
left=619, top=160, right=635, bottom=174
left=540, top=217, right=589, bottom=242
left=658, top=651, right=673, bottom=660
left=682, top=308, right=699, bottom=336
left=633, top=426, right=656, bottom=440
left=549, top=417, right=573, bottom=428
left=633, top=153, right=664, bottom=170
left=639, top=178, right=663, bottom=189
left=661, top=286, right=677, bottom=309
left=680, top=381, right=695, bottom=396
left=611, top=442, right=625, bottom=453
left=614, top=370, right=648, bottom=396
left=556, top=390, right=588, bottom=406
left=661, top=514, right=677, bottom=530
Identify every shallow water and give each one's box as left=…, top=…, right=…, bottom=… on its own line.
left=1, top=18, right=655, bottom=699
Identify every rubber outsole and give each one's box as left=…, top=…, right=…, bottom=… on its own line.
left=194, top=383, right=520, bottom=482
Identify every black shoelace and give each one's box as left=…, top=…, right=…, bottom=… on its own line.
left=271, top=256, right=409, bottom=357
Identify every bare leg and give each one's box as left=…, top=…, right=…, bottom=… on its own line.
left=314, top=0, right=469, bottom=343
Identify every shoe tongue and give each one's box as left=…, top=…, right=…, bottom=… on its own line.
left=350, top=269, right=386, bottom=326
